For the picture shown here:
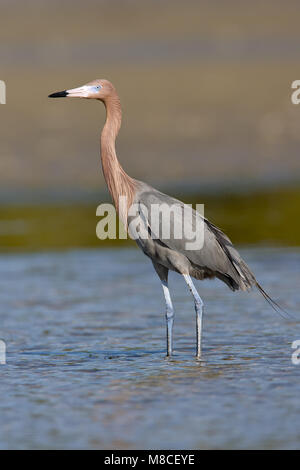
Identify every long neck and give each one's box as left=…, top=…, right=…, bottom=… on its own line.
left=100, top=93, right=136, bottom=223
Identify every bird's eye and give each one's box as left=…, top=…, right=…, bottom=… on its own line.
left=90, top=85, right=102, bottom=93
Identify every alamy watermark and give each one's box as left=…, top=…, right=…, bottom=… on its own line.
left=0, top=340, right=6, bottom=364
left=291, top=340, right=300, bottom=365
left=96, top=197, right=205, bottom=250
left=0, top=80, right=6, bottom=104
left=291, top=80, right=300, bottom=104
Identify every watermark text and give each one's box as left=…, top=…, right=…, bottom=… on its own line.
left=0, top=80, right=6, bottom=104
left=96, top=198, right=205, bottom=250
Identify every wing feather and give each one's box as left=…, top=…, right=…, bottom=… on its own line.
left=135, top=187, right=256, bottom=290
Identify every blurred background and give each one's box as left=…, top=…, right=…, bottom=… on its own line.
left=0, top=0, right=300, bottom=248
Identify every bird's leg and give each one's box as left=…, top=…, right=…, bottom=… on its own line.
left=161, top=280, right=174, bottom=357
left=183, top=274, right=203, bottom=358
left=152, top=262, right=174, bottom=357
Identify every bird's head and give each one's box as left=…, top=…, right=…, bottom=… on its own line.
left=48, top=79, right=115, bottom=101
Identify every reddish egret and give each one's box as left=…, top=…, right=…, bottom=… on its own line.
left=49, top=79, right=283, bottom=358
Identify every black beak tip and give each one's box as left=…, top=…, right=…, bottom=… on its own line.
left=48, top=90, right=68, bottom=98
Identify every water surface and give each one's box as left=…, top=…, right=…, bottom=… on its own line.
left=0, top=247, right=299, bottom=449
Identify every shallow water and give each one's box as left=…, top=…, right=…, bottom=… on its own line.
left=0, top=247, right=299, bottom=449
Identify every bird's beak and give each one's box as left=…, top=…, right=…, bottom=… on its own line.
left=48, top=85, right=93, bottom=99
left=48, top=90, right=68, bottom=98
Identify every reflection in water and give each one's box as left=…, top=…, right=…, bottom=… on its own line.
left=0, top=247, right=299, bottom=449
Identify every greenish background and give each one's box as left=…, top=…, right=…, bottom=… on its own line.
left=0, top=186, right=299, bottom=251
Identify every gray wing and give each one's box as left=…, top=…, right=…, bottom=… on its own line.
left=132, top=184, right=257, bottom=291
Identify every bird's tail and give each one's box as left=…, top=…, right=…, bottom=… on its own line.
left=205, top=219, right=291, bottom=319
left=255, top=281, right=291, bottom=320
left=234, top=257, right=291, bottom=320
left=226, top=249, right=291, bottom=320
